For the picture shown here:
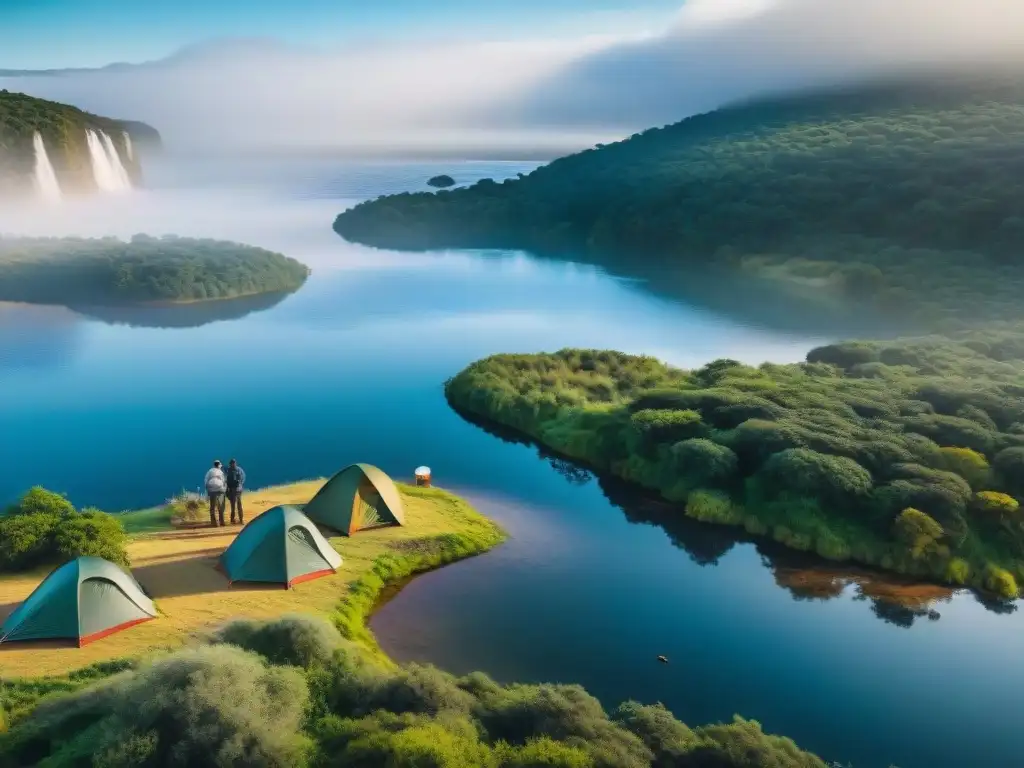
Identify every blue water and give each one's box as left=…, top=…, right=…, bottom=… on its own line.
left=0, top=158, right=1019, bottom=768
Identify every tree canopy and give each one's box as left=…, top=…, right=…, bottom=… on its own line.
left=0, top=615, right=831, bottom=768
left=335, top=73, right=1024, bottom=330
left=0, top=234, right=309, bottom=305
left=445, top=332, right=1024, bottom=599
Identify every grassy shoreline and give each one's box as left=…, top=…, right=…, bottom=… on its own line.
left=0, top=484, right=845, bottom=767
left=0, top=480, right=506, bottom=714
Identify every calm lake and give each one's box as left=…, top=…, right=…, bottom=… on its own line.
left=0, top=156, right=1020, bottom=768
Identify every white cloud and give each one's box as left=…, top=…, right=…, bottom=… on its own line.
left=2, top=0, right=1023, bottom=155
left=517, top=0, right=1024, bottom=129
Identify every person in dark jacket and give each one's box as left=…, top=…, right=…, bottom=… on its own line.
left=226, top=458, right=247, bottom=525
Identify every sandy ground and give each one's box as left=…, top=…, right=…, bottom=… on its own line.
left=0, top=480, right=472, bottom=678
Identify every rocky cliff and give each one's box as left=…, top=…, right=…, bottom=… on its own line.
left=0, top=90, right=161, bottom=199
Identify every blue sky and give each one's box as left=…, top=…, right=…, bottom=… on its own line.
left=1, top=0, right=680, bottom=69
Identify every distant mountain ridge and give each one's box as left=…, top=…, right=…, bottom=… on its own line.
left=0, top=38, right=304, bottom=77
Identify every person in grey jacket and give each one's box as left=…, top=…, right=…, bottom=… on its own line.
left=205, top=459, right=227, bottom=526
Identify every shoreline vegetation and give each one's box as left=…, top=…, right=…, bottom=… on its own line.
left=0, top=234, right=310, bottom=308
left=444, top=336, right=1024, bottom=602
left=333, top=72, right=1024, bottom=332
left=0, top=484, right=836, bottom=767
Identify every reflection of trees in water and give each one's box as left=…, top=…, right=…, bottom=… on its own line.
left=546, top=457, right=593, bottom=486
left=448, top=402, right=1017, bottom=626
left=0, top=302, right=81, bottom=371
left=599, top=477, right=737, bottom=566
left=69, top=290, right=293, bottom=329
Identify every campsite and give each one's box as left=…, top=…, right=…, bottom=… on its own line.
left=0, top=467, right=505, bottom=678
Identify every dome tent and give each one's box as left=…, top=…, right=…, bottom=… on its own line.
left=219, top=505, right=342, bottom=588
left=303, top=463, right=405, bottom=536
left=0, top=556, right=156, bottom=647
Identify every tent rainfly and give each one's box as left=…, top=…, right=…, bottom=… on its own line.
left=303, top=463, right=405, bottom=536
left=219, top=505, right=342, bottom=587
left=0, top=556, right=157, bottom=647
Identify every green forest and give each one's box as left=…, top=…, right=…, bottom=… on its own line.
left=0, top=90, right=156, bottom=193
left=445, top=331, right=1024, bottom=599
left=0, top=614, right=831, bottom=768
left=335, top=73, right=1024, bottom=330
left=0, top=234, right=309, bottom=305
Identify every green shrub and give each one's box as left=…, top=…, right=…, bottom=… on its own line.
left=983, top=564, right=1019, bottom=599
left=0, top=645, right=311, bottom=767
left=973, top=491, right=1020, bottom=517
left=493, top=737, right=594, bottom=767
left=53, top=509, right=129, bottom=566
left=685, top=716, right=826, bottom=768
left=938, top=446, right=992, bottom=489
left=893, top=508, right=944, bottom=559
left=472, top=683, right=652, bottom=768
left=685, top=490, right=741, bottom=525
left=628, top=409, right=705, bottom=453
left=945, top=557, right=971, bottom=585
left=206, top=614, right=345, bottom=669
left=756, top=448, right=873, bottom=511
left=6, top=486, right=76, bottom=517
left=333, top=716, right=493, bottom=768
left=994, top=447, right=1024, bottom=495
left=612, top=702, right=694, bottom=766
left=0, top=488, right=129, bottom=572
left=806, top=342, right=879, bottom=369
left=0, top=511, right=61, bottom=571
left=669, top=439, right=738, bottom=490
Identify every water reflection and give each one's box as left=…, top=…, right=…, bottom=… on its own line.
left=69, top=290, right=296, bottom=328
left=451, top=403, right=1017, bottom=626
left=0, top=302, right=82, bottom=371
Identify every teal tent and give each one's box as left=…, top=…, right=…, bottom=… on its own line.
left=0, top=556, right=156, bottom=647
left=303, top=463, right=405, bottom=536
left=219, top=505, right=342, bottom=588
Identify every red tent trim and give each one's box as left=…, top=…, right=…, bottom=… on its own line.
left=78, top=616, right=155, bottom=647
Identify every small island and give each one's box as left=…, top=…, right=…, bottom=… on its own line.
left=0, top=483, right=832, bottom=767
left=0, top=234, right=310, bottom=307
left=426, top=173, right=456, bottom=188
left=445, top=332, right=1024, bottom=600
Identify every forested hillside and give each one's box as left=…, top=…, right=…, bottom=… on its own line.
left=0, top=234, right=309, bottom=305
left=335, top=73, right=1024, bottom=329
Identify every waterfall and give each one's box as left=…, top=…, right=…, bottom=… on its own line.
left=85, top=129, right=131, bottom=193
left=100, top=131, right=132, bottom=188
left=123, top=131, right=134, bottom=161
left=32, top=132, right=63, bottom=203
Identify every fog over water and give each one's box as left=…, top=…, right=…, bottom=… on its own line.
left=3, top=0, right=1023, bottom=156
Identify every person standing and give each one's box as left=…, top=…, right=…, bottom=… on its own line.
left=226, top=458, right=246, bottom=525
left=205, top=459, right=227, bottom=527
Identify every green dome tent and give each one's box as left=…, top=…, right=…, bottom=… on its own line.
left=219, top=505, right=342, bottom=588
left=303, top=463, right=405, bottom=536
left=0, top=556, right=156, bottom=647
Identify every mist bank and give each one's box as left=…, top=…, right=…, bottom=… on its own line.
left=2, top=0, right=1022, bottom=154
